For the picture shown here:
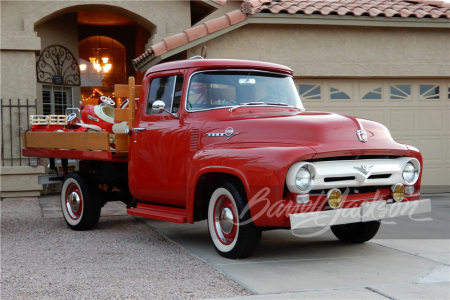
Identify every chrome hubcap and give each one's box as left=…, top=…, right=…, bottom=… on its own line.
left=213, top=195, right=237, bottom=245
left=69, top=191, right=81, bottom=212
left=66, top=189, right=82, bottom=220
left=219, top=207, right=234, bottom=234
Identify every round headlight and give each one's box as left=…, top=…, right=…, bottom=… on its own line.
left=403, top=162, right=417, bottom=184
left=295, top=167, right=313, bottom=192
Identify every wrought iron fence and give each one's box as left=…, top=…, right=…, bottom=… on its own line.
left=1, top=98, right=38, bottom=166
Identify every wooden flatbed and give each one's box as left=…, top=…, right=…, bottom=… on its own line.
left=22, top=77, right=140, bottom=162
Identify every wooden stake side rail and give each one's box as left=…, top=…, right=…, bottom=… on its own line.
left=23, top=131, right=110, bottom=151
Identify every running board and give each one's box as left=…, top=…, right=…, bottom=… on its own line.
left=127, top=204, right=187, bottom=223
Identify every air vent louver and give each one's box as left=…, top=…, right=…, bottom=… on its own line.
left=190, top=128, right=200, bottom=151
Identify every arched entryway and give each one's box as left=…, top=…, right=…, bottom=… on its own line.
left=34, top=6, right=152, bottom=111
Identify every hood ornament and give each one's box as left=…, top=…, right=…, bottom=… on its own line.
left=356, top=129, right=368, bottom=143
left=354, top=165, right=373, bottom=175
left=206, top=127, right=240, bottom=140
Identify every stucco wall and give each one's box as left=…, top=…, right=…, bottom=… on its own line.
left=188, top=23, right=450, bottom=78
left=36, top=14, right=79, bottom=59
left=1, top=51, right=38, bottom=99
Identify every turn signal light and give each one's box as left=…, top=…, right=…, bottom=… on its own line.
left=327, top=188, right=342, bottom=209
left=391, top=183, right=405, bottom=202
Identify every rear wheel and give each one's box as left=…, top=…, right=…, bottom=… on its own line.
left=207, top=181, right=261, bottom=259
left=61, top=172, right=101, bottom=231
left=331, top=221, right=381, bottom=243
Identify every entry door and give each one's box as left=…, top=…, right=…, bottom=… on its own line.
left=128, top=74, right=188, bottom=207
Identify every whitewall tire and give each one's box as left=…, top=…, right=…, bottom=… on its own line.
left=207, top=181, right=261, bottom=259
left=61, top=172, right=101, bottom=231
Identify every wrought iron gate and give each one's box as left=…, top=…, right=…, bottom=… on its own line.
left=1, top=98, right=38, bottom=166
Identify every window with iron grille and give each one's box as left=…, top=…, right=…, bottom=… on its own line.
left=42, top=85, right=73, bottom=115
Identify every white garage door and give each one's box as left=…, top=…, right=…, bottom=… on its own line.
left=296, top=79, right=450, bottom=193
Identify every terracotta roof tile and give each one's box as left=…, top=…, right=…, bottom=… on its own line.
left=226, top=10, right=248, bottom=25
left=337, top=6, right=352, bottom=15
left=320, top=6, right=335, bottom=14
left=353, top=6, right=366, bottom=15
left=241, top=0, right=272, bottom=13
left=150, top=42, right=168, bottom=57
left=413, top=8, right=429, bottom=17
left=384, top=7, right=400, bottom=16
left=163, top=33, right=189, bottom=51
left=245, top=0, right=450, bottom=18
left=184, top=24, right=209, bottom=42
left=369, top=7, right=383, bottom=16
left=298, top=2, right=311, bottom=9
left=269, top=4, right=285, bottom=13
left=204, top=15, right=232, bottom=33
left=304, top=6, right=320, bottom=14
left=330, top=2, right=342, bottom=9
left=429, top=8, right=446, bottom=17
left=287, top=5, right=302, bottom=14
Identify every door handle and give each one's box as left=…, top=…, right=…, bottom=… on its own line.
left=133, top=127, right=146, bottom=133
left=125, top=127, right=146, bottom=135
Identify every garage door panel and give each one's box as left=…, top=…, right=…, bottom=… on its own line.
left=357, top=109, right=385, bottom=124
left=447, top=109, right=450, bottom=131
left=421, top=166, right=443, bottom=185
left=420, top=165, right=449, bottom=192
left=417, top=110, right=443, bottom=132
left=388, top=110, right=414, bottom=134
left=445, top=138, right=450, bottom=161
left=416, top=138, right=443, bottom=162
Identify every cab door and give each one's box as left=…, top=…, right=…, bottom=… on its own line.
left=128, top=73, right=188, bottom=207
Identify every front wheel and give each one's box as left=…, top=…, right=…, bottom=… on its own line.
left=61, top=172, right=101, bottom=231
left=331, top=220, right=381, bottom=243
left=207, top=182, right=261, bottom=259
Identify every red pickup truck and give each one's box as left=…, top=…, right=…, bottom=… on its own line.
left=23, top=58, right=430, bottom=258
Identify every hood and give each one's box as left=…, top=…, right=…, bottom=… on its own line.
left=199, top=108, right=407, bottom=154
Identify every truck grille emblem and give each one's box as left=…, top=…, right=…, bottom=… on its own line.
left=356, top=129, right=368, bottom=143
left=354, top=165, right=373, bottom=175
left=206, top=127, right=240, bottom=140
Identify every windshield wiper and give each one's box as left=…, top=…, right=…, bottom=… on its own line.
left=229, top=101, right=296, bottom=112
left=241, top=102, right=265, bottom=105
left=229, top=102, right=264, bottom=112
left=266, top=102, right=291, bottom=106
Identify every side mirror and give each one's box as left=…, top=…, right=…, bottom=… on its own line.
left=152, top=100, right=165, bottom=114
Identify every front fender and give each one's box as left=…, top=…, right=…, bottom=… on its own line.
left=186, top=143, right=316, bottom=225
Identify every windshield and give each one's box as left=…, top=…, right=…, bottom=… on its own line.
left=186, top=71, right=304, bottom=112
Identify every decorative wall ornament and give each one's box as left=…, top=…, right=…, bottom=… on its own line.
left=36, top=45, right=80, bottom=86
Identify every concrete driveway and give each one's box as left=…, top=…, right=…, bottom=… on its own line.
left=145, top=194, right=450, bottom=299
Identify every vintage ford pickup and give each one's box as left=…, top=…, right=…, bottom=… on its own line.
left=23, top=59, right=430, bottom=258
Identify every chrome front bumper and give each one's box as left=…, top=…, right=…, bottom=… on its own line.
left=290, top=199, right=431, bottom=229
